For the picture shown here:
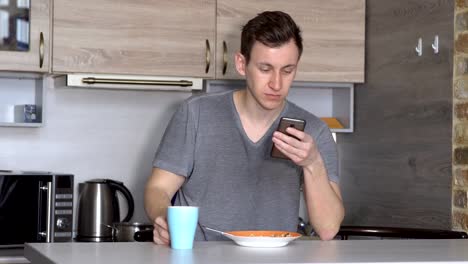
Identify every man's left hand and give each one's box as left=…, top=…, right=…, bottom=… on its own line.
left=272, top=127, right=320, bottom=167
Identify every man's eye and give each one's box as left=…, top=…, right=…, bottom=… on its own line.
left=260, top=68, right=270, bottom=72
left=283, top=67, right=296, bottom=74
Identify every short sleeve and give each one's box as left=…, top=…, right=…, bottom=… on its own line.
left=153, top=101, right=196, bottom=177
left=314, top=124, right=339, bottom=183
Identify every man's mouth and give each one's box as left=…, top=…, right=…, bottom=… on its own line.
left=265, top=94, right=281, bottom=100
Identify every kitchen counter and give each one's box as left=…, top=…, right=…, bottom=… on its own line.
left=25, top=239, right=468, bottom=264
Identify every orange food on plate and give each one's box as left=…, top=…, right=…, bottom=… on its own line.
left=227, top=230, right=301, bottom=238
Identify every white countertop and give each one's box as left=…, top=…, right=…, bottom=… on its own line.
left=25, top=239, right=468, bottom=264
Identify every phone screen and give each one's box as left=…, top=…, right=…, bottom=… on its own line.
left=271, top=117, right=306, bottom=160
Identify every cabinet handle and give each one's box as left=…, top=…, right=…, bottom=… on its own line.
left=205, top=39, right=211, bottom=74
left=81, top=77, right=193, bottom=87
left=39, top=32, right=44, bottom=68
left=223, top=41, right=227, bottom=75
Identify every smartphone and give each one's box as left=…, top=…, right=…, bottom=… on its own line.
left=271, top=117, right=306, bottom=159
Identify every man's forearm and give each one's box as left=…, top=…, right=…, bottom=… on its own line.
left=144, top=186, right=172, bottom=221
left=303, top=156, right=344, bottom=240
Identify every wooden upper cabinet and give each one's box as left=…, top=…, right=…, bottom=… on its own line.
left=0, top=0, right=50, bottom=72
left=53, top=0, right=216, bottom=78
left=216, top=0, right=365, bottom=82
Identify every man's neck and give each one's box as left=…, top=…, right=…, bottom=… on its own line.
left=233, top=89, right=285, bottom=142
left=235, top=89, right=284, bottom=122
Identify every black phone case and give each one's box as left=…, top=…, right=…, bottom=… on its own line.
left=271, top=117, right=306, bottom=160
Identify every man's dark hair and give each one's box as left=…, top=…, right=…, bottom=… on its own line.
left=240, top=11, right=303, bottom=64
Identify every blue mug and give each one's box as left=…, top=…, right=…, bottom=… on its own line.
left=167, top=206, right=199, bottom=249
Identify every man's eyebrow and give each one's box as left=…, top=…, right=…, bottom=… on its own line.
left=279, top=65, right=297, bottom=71
left=256, top=62, right=272, bottom=67
left=256, top=63, right=296, bottom=68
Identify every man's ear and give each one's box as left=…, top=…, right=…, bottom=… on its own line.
left=234, top=52, right=246, bottom=76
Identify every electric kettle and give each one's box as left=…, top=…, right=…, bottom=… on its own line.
left=76, top=179, right=134, bottom=242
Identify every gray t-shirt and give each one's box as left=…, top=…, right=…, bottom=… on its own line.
left=153, top=90, right=338, bottom=240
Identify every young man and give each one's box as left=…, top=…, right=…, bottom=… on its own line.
left=144, top=11, right=344, bottom=244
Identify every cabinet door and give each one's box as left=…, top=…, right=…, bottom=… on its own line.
left=0, top=0, right=50, bottom=72
left=338, top=0, right=453, bottom=229
left=216, top=0, right=365, bottom=82
left=53, top=0, right=216, bottom=78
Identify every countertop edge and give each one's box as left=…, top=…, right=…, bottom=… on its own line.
left=24, top=244, right=53, bottom=264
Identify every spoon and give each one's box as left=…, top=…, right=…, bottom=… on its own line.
left=202, top=225, right=228, bottom=236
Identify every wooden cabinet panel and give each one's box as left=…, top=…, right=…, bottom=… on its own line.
left=216, top=0, right=365, bottom=82
left=53, top=0, right=216, bottom=78
left=0, top=0, right=50, bottom=72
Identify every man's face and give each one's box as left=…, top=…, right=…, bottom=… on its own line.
left=235, top=39, right=300, bottom=111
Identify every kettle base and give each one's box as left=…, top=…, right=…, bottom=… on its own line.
left=75, top=236, right=114, bottom=242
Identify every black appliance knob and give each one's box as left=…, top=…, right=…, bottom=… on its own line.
left=56, top=218, right=70, bottom=229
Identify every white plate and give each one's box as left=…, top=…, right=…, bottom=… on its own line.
left=222, top=230, right=302, bottom=248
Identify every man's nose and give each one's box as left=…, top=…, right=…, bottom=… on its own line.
left=269, top=71, right=282, bottom=91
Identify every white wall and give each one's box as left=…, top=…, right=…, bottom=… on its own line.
left=0, top=76, right=341, bottom=234
left=0, top=76, right=193, bottom=227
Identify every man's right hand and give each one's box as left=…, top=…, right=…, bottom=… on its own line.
left=153, top=216, right=170, bottom=245
left=145, top=168, right=185, bottom=245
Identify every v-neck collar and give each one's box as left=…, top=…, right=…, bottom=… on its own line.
left=230, top=90, right=289, bottom=146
